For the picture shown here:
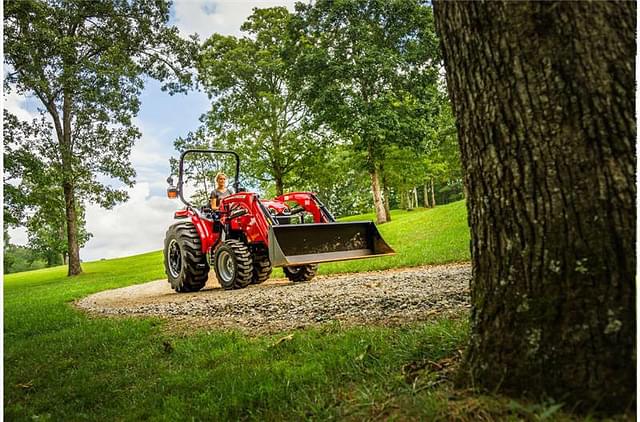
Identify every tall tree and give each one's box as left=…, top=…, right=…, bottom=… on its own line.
left=292, top=0, right=441, bottom=224
left=195, top=7, right=323, bottom=196
left=4, top=0, right=194, bottom=275
left=4, top=111, right=91, bottom=267
left=434, top=1, right=635, bottom=411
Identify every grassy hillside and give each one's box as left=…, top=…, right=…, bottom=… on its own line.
left=5, top=202, right=574, bottom=420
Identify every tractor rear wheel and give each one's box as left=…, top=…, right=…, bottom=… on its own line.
left=283, top=264, right=318, bottom=283
left=214, top=240, right=253, bottom=290
left=164, top=222, right=209, bottom=293
left=252, top=253, right=272, bottom=284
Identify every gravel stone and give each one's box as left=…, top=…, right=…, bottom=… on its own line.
left=75, top=263, right=471, bottom=333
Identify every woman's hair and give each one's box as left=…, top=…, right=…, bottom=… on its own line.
left=215, top=172, right=226, bottom=183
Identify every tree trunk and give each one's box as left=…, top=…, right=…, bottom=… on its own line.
left=434, top=1, right=636, bottom=412
left=423, top=183, right=430, bottom=208
left=381, top=163, right=392, bottom=222
left=273, top=156, right=284, bottom=197
left=369, top=165, right=387, bottom=224
left=367, top=143, right=387, bottom=224
left=405, top=190, right=412, bottom=210
left=63, top=182, right=82, bottom=276
left=274, top=175, right=284, bottom=197
left=413, top=187, right=419, bottom=209
left=430, top=178, right=436, bottom=208
left=383, top=187, right=391, bottom=221
left=272, top=131, right=285, bottom=196
left=61, top=90, right=82, bottom=276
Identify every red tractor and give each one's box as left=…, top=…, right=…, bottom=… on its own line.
left=163, top=149, right=394, bottom=292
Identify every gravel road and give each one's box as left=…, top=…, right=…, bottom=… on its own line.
left=76, top=263, right=471, bottom=333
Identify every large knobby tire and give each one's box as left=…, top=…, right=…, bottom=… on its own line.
left=283, top=264, right=318, bottom=283
left=214, top=240, right=253, bottom=290
left=252, top=253, right=272, bottom=284
left=164, top=222, right=209, bottom=293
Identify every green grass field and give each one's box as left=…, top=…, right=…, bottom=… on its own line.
left=3, top=201, right=582, bottom=421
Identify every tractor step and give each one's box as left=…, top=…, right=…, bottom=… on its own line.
left=268, top=221, right=395, bottom=267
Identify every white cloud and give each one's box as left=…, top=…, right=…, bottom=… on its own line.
left=130, top=119, right=170, bottom=169
left=81, top=117, right=180, bottom=261
left=7, top=227, right=28, bottom=245
left=82, top=182, right=182, bottom=261
left=129, top=117, right=174, bottom=194
left=4, top=91, right=40, bottom=122
left=173, top=0, right=299, bottom=39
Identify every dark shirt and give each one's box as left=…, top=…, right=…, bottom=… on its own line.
left=210, top=189, right=231, bottom=205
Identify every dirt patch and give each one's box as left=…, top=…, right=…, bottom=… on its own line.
left=76, top=263, right=471, bottom=334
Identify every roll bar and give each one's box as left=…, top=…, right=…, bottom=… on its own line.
left=177, top=149, right=241, bottom=207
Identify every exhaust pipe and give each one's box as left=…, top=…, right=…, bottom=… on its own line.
left=268, top=221, right=395, bottom=267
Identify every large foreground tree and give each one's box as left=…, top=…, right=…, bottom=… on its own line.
left=4, top=0, right=193, bottom=275
left=434, top=1, right=635, bottom=412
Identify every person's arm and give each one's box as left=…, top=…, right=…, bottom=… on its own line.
left=210, top=192, right=217, bottom=210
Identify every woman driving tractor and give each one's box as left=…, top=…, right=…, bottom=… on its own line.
left=209, top=172, right=231, bottom=210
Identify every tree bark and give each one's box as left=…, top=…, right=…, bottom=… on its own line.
left=61, top=90, right=82, bottom=276
left=434, top=1, right=636, bottom=412
left=423, top=183, right=430, bottom=208
left=369, top=165, right=387, bottom=224
left=383, top=187, right=391, bottom=221
left=63, top=182, right=82, bottom=276
left=367, top=143, right=387, bottom=224
left=405, top=190, right=412, bottom=210
left=274, top=175, right=284, bottom=197
left=273, top=156, right=284, bottom=197
left=381, top=163, right=392, bottom=222
left=430, top=178, right=436, bottom=208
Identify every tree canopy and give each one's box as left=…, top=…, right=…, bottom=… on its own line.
left=190, top=7, right=326, bottom=196
left=4, top=0, right=194, bottom=275
left=290, top=0, right=442, bottom=223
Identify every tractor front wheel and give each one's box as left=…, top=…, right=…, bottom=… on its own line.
left=283, top=264, right=318, bottom=283
left=214, top=240, right=253, bottom=290
left=164, top=222, right=209, bottom=293
left=252, top=253, right=272, bottom=284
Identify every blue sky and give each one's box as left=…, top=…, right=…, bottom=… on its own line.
left=7, top=0, right=299, bottom=261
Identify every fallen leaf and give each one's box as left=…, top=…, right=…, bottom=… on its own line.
left=271, top=334, right=294, bottom=347
left=16, top=381, right=33, bottom=390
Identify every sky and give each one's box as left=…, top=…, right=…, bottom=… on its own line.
left=6, top=0, right=299, bottom=261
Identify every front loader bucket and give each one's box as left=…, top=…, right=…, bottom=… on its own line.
left=268, top=221, right=395, bottom=267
